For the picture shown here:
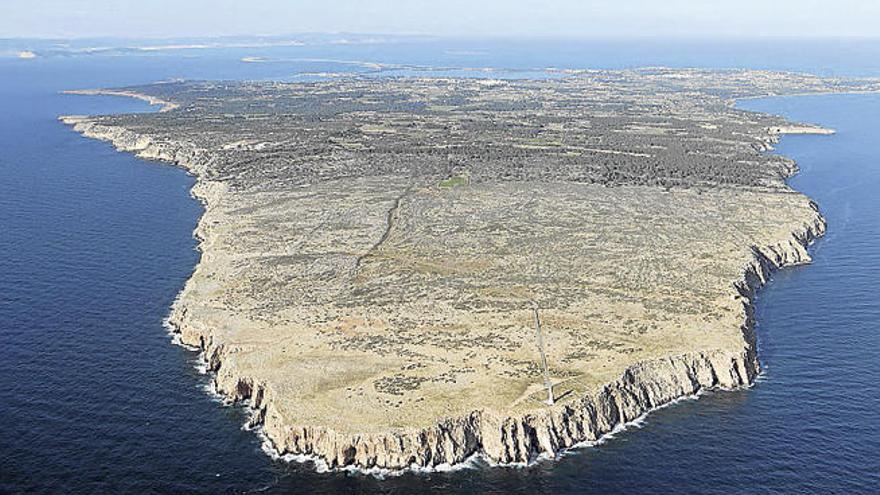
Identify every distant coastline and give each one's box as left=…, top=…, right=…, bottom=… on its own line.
left=62, top=88, right=180, bottom=112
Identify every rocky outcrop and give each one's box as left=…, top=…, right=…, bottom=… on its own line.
left=58, top=116, right=206, bottom=175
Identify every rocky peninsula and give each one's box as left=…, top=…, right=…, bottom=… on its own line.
left=62, top=69, right=879, bottom=471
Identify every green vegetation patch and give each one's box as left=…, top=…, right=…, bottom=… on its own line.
left=439, top=174, right=469, bottom=188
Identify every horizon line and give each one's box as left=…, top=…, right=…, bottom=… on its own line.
left=5, top=33, right=880, bottom=43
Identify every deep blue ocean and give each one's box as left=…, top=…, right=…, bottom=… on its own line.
left=1, top=39, right=879, bottom=494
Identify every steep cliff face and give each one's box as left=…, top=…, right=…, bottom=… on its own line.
left=236, top=350, right=761, bottom=470
left=172, top=215, right=822, bottom=471
left=61, top=106, right=826, bottom=472
left=59, top=116, right=207, bottom=176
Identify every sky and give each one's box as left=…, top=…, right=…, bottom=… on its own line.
left=2, top=0, right=880, bottom=39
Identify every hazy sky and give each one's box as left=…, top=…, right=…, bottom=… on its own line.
left=3, top=0, right=880, bottom=39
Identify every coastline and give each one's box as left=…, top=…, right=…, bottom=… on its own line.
left=62, top=89, right=180, bottom=112
left=60, top=87, right=830, bottom=474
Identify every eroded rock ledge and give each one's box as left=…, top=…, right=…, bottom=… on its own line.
left=60, top=69, right=850, bottom=471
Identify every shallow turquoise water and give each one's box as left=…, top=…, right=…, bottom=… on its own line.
left=1, top=41, right=879, bottom=493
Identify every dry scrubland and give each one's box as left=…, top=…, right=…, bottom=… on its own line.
left=63, top=69, right=878, bottom=469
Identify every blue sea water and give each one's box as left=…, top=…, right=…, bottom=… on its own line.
left=1, top=39, right=879, bottom=493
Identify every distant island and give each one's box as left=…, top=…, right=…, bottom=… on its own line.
left=62, top=69, right=880, bottom=472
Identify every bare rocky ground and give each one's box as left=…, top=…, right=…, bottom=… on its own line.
left=63, top=69, right=878, bottom=470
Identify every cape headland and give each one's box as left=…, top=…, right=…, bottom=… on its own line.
left=61, top=69, right=879, bottom=471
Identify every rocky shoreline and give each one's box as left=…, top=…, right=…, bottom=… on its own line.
left=60, top=72, right=840, bottom=472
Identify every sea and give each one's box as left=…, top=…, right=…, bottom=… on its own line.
left=1, top=38, right=878, bottom=494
